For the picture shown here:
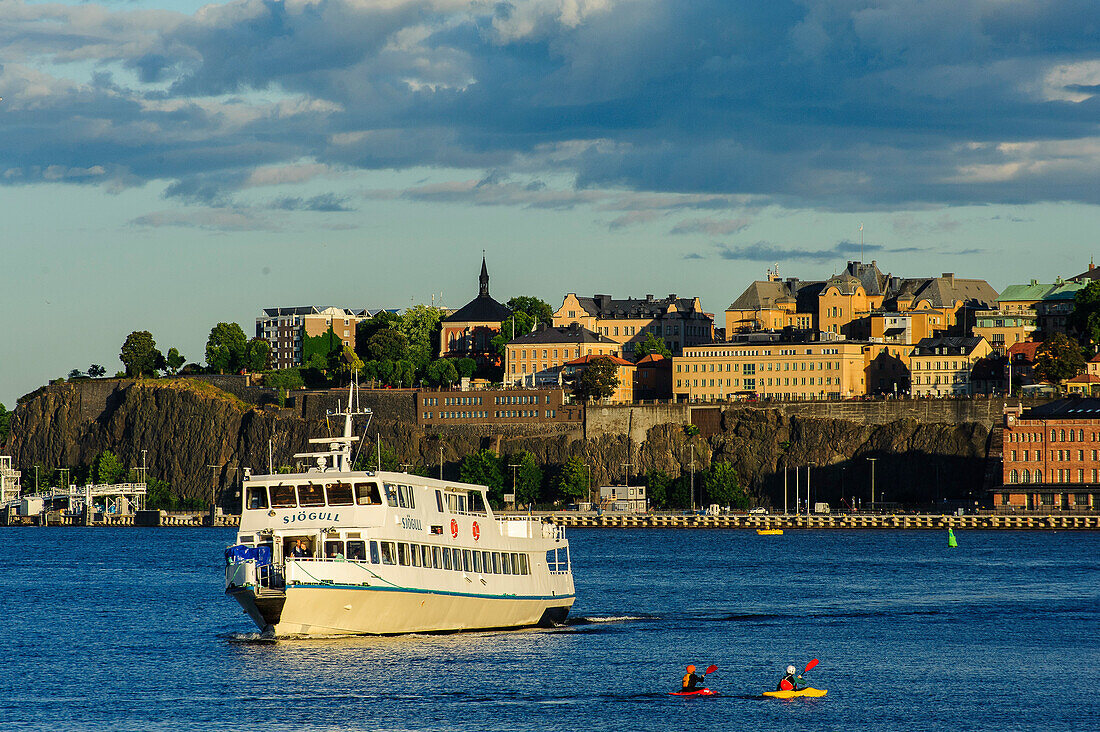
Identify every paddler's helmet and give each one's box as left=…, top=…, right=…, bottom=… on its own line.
left=786, top=665, right=796, bottom=675
left=686, top=665, right=696, bottom=673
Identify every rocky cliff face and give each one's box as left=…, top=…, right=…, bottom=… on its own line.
left=8, top=380, right=992, bottom=508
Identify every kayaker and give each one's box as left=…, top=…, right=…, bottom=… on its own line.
left=777, top=665, right=803, bottom=691
left=682, top=664, right=706, bottom=692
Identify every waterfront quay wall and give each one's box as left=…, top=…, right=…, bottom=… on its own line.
left=9, top=512, right=1096, bottom=530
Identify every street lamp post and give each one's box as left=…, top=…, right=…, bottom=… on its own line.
left=807, top=462, right=813, bottom=517
left=141, top=449, right=148, bottom=485
left=509, top=463, right=520, bottom=509
left=868, top=457, right=877, bottom=513
left=206, top=464, right=220, bottom=516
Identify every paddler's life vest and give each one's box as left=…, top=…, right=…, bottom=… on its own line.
left=778, top=674, right=796, bottom=691
left=682, top=673, right=702, bottom=690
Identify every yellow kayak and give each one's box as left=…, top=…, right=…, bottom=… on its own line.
left=756, top=529, right=783, bottom=535
left=763, top=687, right=827, bottom=699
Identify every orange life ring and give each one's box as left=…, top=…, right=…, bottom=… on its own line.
left=472, top=521, right=481, bottom=541
left=450, top=518, right=459, bottom=538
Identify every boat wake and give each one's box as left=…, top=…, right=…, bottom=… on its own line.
left=568, top=614, right=654, bottom=625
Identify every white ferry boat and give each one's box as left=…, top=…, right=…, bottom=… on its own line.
left=224, top=388, right=575, bottom=636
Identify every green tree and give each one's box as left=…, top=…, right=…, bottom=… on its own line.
left=68, top=369, right=85, bottom=380
left=395, top=359, right=417, bottom=388
left=355, top=312, right=401, bottom=362
left=573, top=356, right=620, bottom=403
left=555, top=456, right=591, bottom=503
left=206, top=322, right=248, bottom=373
left=645, top=469, right=673, bottom=509
left=95, top=450, right=128, bottom=485
left=88, top=364, right=107, bottom=378
left=243, top=338, right=271, bottom=372
left=634, top=331, right=672, bottom=359
left=0, top=402, right=10, bottom=444
left=332, top=345, right=364, bottom=385
left=427, top=359, right=460, bottom=387
left=119, top=330, right=162, bottom=377
left=302, top=326, right=341, bottom=371
left=368, top=328, right=409, bottom=362
left=265, top=368, right=304, bottom=406
left=1071, top=281, right=1100, bottom=346
left=398, top=305, right=445, bottom=370
left=355, top=440, right=400, bottom=472
left=702, top=462, right=748, bottom=509
left=164, top=348, right=185, bottom=375
left=491, top=311, right=535, bottom=356
left=456, top=358, right=477, bottom=379
left=1034, top=333, right=1086, bottom=383
left=459, top=449, right=505, bottom=503
left=506, top=296, right=553, bottom=326
left=508, top=450, right=543, bottom=508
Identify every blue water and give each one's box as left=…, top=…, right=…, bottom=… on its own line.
left=1, top=528, right=1097, bottom=731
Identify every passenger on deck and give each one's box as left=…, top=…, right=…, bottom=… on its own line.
left=291, top=539, right=310, bottom=558
left=777, top=665, right=802, bottom=692
left=681, top=665, right=705, bottom=692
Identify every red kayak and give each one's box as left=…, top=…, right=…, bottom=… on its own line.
left=668, top=688, right=718, bottom=696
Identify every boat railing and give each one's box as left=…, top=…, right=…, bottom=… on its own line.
left=257, top=562, right=285, bottom=591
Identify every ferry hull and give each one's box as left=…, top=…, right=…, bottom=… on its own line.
left=228, top=585, right=574, bottom=636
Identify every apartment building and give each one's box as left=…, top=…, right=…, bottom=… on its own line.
left=505, top=324, right=620, bottom=387
left=553, top=293, right=713, bottom=357
left=908, top=336, right=993, bottom=397
left=725, top=261, right=997, bottom=342
left=996, top=401, right=1100, bottom=511
left=257, top=306, right=365, bottom=369
left=672, top=340, right=868, bottom=402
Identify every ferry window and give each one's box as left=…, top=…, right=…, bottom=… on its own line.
left=520, top=554, right=530, bottom=575
left=247, top=486, right=269, bottom=510
left=453, top=548, right=463, bottom=571
left=546, top=550, right=558, bottom=572
left=436, top=490, right=444, bottom=513
left=406, top=486, right=415, bottom=509
left=421, top=545, right=433, bottom=568
left=298, top=483, right=325, bottom=507
left=410, top=544, right=421, bottom=567
left=324, top=541, right=345, bottom=559
left=441, top=547, right=452, bottom=570
left=463, top=549, right=473, bottom=572
left=396, top=485, right=407, bottom=508
left=432, top=546, right=442, bottom=568
left=473, top=551, right=483, bottom=574
left=326, top=482, right=354, bottom=506
left=502, top=553, right=512, bottom=574
left=468, top=491, right=486, bottom=514
left=398, top=543, right=410, bottom=566
left=270, top=484, right=297, bottom=507
left=447, top=493, right=458, bottom=512
left=384, top=484, right=399, bottom=507
left=347, top=541, right=366, bottom=561
left=557, top=546, right=569, bottom=571
left=492, top=552, right=501, bottom=574
left=355, top=482, right=382, bottom=505
left=370, top=541, right=381, bottom=564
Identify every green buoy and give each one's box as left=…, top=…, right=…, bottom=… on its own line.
left=947, top=527, right=958, bottom=548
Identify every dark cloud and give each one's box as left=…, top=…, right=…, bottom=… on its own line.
left=717, top=239, right=891, bottom=262
left=3, top=0, right=1100, bottom=211
left=269, top=193, right=354, bottom=212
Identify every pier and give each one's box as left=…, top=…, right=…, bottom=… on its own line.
left=539, top=512, right=1100, bottom=530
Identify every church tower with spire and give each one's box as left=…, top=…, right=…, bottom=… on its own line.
left=439, top=255, right=513, bottom=364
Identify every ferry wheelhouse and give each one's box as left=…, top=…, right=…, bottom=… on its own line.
left=224, top=391, right=575, bottom=636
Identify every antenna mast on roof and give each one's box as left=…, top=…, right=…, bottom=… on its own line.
left=859, top=222, right=864, bottom=263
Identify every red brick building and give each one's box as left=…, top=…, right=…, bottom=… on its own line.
left=996, top=400, right=1100, bottom=511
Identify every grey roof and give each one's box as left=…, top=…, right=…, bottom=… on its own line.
left=911, top=336, right=986, bottom=356
left=727, top=262, right=998, bottom=313
left=508, top=324, right=616, bottom=345
left=573, top=293, right=704, bottom=319
left=261, top=306, right=334, bottom=317
left=1022, top=397, right=1100, bottom=419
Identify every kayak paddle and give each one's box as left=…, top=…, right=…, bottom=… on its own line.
left=803, top=659, right=819, bottom=675
left=704, top=664, right=718, bottom=676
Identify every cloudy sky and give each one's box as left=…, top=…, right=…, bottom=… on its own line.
left=3, top=0, right=1100, bottom=404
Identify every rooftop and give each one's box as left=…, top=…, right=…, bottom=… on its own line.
left=507, top=324, right=617, bottom=346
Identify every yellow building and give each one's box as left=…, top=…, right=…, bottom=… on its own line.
left=909, top=337, right=993, bottom=397
left=505, top=324, right=620, bottom=387
left=562, top=354, right=636, bottom=404
left=725, top=261, right=996, bottom=343
left=672, top=340, right=868, bottom=402
left=554, top=293, right=713, bottom=357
